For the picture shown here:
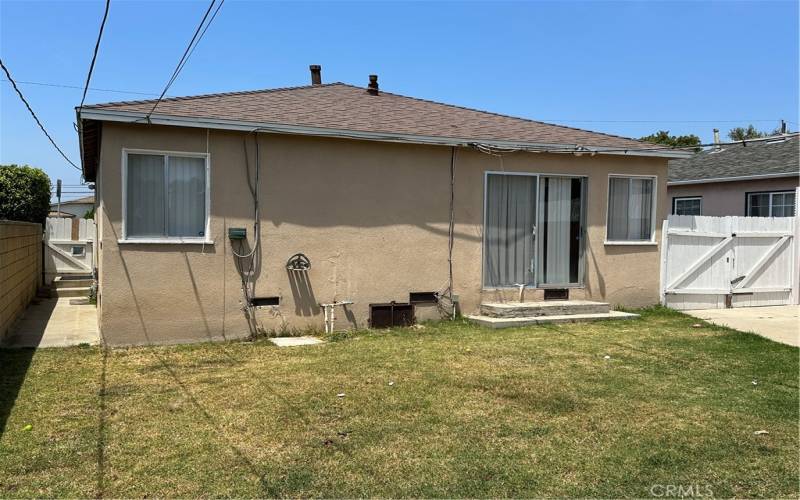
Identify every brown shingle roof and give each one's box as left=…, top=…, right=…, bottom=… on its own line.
left=85, top=83, right=652, bottom=150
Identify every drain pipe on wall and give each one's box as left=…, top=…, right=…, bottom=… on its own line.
left=447, top=146, right=457, bottom=320
left=231, top=129, right=265, bottom=335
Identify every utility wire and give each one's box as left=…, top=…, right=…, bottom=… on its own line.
left=78, top=0, right=111, bottom=114
left=177, top=0, right=225, bottom=82
left=539, top=118, right=788, bottom=124
left=75, top=0, right=111, bottom=183
left=2, top=78, right=160, bottom=96
left=144, top=0, right=223, bottom=120
left=0, top=58, right=81, bottom=171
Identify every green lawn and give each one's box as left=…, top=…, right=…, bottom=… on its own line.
left=1, top=308, right=797, bottom=498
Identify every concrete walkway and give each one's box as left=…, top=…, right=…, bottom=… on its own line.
left=686, top=305, right=799, bottom=347
left=2, top=298, right=99, bottom=348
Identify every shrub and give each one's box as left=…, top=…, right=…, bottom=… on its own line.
left=0, top=164, right=52, bottom=225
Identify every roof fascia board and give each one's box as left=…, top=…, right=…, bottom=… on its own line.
left=80, top=108, right=693, bottom=159
left=668, top=172, right=800, bottom=185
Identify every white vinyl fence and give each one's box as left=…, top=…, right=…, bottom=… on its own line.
left=660, top=215, right=799, bottom=310
left=44, top=217, right=96, bottom=283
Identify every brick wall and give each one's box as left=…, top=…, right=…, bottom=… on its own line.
left=0, top=221, right=42, bottom=340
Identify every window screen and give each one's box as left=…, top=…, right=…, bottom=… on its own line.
left=607, top=176, right=654, bottom=241
left=126, top=153, right=206, bottom=238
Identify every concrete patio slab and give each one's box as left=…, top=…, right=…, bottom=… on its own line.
left=685, top=305, right=799, bottom=347
left=2, top=298, right=99, bottom=348
left=270, top=336, right=324, bottom=347
left=467, top=310, right=639, bottom=328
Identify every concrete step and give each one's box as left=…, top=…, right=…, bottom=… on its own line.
left=51, top=287, right=90, bottom=298
left=480, top=300, right=610, bottom=318
left=53, top=277, right=93, bottom=289
left=467, top=310, right=639, bottom=328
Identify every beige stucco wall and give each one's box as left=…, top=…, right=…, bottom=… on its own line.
left=668, top=177, right=799, bottom=216
left=95, top=122, right=668, bottom=345
left=0, top=221, right=42, bottom=340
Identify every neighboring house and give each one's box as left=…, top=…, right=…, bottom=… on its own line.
left=50, top=195, right=95, bottom=218
left=47, top=211, right=75, bottom=218
left=77, top=67, right=690, bottom=345
left=668, top=135, right=799, bottom=216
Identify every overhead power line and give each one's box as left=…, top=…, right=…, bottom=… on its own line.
left=0, top=58, right=81, bottom=171
left=144, top=0, right=224, bottom=120
left=2, top=79, right=160, bottom=96
left=78, top=0, right=111, bottom=114
left=75, top=0, right=111, bottom=183
left=539, top=119, right=789, bottom=124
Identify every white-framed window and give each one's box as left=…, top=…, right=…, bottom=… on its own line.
left=606, top=175, right=657, bottom=243
left=122, top=149, right=210, bottom=242
left=71, top=245, right=85, bottom=256
left=673, top=196, right=702, bottom=216
left=746, top=191, right=796, bottom=217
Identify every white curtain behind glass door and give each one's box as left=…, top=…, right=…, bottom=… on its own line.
left=484, top=174, right=536, bottom=287
left=540, top=177, right=572, bottom=284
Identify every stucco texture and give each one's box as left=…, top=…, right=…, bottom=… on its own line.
left=96, top=122, right=668, bottom=345
left=668, top=177, right=799, bottom=216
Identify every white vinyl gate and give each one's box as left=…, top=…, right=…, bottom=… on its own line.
left=660, top=215, right=799, bottom=310
left=44, top=217, right=96, bottom=284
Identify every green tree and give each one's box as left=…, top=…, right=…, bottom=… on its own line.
left=639, top=130, right=702, bottom=150
left=0, top=164, right=52, bottom=225
left=728, top=124, right=768, bottom=141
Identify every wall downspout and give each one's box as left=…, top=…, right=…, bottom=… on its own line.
left=448, top=146, right=457, bottom=319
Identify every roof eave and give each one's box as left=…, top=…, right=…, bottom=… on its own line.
left=79, top=108, right=693, bottom=159
left=668, top=172, right=800, bottom=185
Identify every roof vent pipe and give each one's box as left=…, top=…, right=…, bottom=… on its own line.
left=367, top=74, right=379, bottom=95
left=310, top=65, right=322, bottom=85
left=713, top=128, right=721, bottom=150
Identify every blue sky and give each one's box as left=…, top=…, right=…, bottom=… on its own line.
left=1, top=0, right=798, bottom=196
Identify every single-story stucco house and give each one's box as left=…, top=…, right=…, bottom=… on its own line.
left=77, top=67, right=691, bottom=345
left=668, top=134, right=799, bottom=216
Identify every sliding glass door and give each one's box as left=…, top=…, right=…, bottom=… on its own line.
left=536, top=176, right=586, bottom=286
left=483, top=173, right=537, bottom=287
left=483, top=173, right=586, bottom=288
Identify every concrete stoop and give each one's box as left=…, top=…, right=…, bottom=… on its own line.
left=467, top=300, right=639, bottom=328
left=49, top=276, right=92, bottom=299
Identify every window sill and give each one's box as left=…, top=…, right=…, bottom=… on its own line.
left=481, top=285, right=586, bottom=290
left=118, top=238, right=215, bottom=245
left=604, top=240, right=658, bottom=246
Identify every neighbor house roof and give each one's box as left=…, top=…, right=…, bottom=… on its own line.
left=51, top=195, right=94, bottom=206
left=78, top=82, right=688, bottom=180
left=668, top=135, right=800, bottom=184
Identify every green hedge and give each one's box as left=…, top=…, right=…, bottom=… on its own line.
left=0, top=164, right=52, bottom=226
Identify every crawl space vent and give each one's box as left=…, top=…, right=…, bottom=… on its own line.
left=370, top=303, right=414, bottom=328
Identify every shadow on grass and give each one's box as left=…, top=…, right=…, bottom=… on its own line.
left=110, top=231, right=314, bottom=496
left=0, top=348, right=37, bottom=437
left=95, top=346, right=108, bottom=498
left=0, top=299, right=57, bottom=437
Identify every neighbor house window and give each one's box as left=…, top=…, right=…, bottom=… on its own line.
left=746, top=191, right=796, bottom=217
left=125, top=151, right=208, bottom=239
left=673, top=196, right=702, bottom=216
left=606, top=175, right=656, bottom=242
